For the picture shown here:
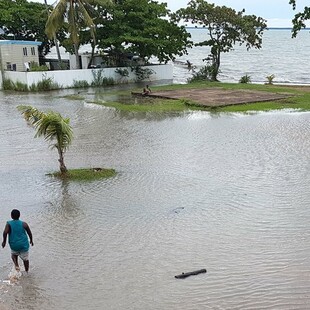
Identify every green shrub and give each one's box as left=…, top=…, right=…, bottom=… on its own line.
left=91, top=69, right=115, bottom=86
left=36, top=74, right=59, bottom=91
left=239, top=74, right=252, bottom=84
left=73, top=80, right=90, bottom=88
left=131, top=66, right=154, bottom=81
left=188, top=65, right=214, bottom=83
left=30, top=61, right=49, bottom=72
left=3, top=76, right=59, bottom=92
left=2, top=78, right=28, bottom=91
left=2, top=78, right=15, bottom=90
left=115, top=68, right=129, bottom=77
left=15, top=81, right=29, bottom=91
left=29, top=84, right=38, bottom=92
left=102, top=77, right=115, bottom=86
left=266, top=74, right=275, bottom=85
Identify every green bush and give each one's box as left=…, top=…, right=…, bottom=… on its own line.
left=115, top=68, right=129, bottom=77
left=188, top=65, right=214, bottom=83
left=29, top=84, right=38, bottom=92
left=29, top=61, right=49, bottom=72
left=239, top=74, right=252, bottom=84
left=2, top=78, right=15, bottom=90
left=131, top=66, right=154, bottom=81
left=266, top=74, right=275, bottom=85
left=2, top=78, right=28, bottom=91
left=3, top=76, right=59, bottom=92
left=15, top=81, right=29, bottom=91
left=91, top=69, right=115, bottom=86
left=73, top=80, right=90, bottom=88
left=36, top=75, right=59, bottom=91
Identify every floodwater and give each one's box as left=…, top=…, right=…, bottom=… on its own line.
left=0, top=88, right=310, bottom=309
left=173, top=28, right=310, bottom=85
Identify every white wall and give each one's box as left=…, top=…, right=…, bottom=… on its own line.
left=3, top=64, right=173, bottom=89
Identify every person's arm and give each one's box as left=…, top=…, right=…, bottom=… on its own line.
left=23, top=222, right=34, bottom=246
left=2, top=223, right=10, bottom=248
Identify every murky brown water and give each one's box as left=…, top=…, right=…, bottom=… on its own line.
left=0, top=89, right=310, bottom=309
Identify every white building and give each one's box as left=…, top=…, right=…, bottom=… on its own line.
left=0, top=40, right=42, bottom=72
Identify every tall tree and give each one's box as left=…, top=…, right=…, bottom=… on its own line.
left=18, top=105, right=73, bottom=174
left=0, top=0, right=59, bottom=56
left=94, top=0, right=191, bottom=65
left=289, top=0, right=310, bottom=36
left=44, top=0, right=62, bottom=64
left=45, top=0, right=113, bottom=69
left=174, top=0, right=267, bottom=81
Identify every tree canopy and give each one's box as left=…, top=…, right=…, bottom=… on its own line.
left=18, top=105, right=73, bottom=174
left=174, top=0, right=267, bottom=81
left=0, top=0, right=62, bottom=55
left=94, top=0, right=191, bottom=65
left=45, top=0, right=113, bottom=69
left=289, top=0, right=310, bottom=36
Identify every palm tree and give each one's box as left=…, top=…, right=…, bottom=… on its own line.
left=45, top=0, right=113, bottom=69
left=18, top=105, right=73, bottom=174
left=44, top=0, right=62, bottom=66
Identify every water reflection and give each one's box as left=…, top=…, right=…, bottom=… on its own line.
left=0, top=89, right=310, bottom=309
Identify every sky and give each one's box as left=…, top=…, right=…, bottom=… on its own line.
left=159, top=0, right=310, bottom=27
left=38, top=0, right=310, bottom=28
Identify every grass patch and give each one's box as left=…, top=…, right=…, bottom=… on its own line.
left=49, top=168, right=116, bottom=181
left=97, top=99, right=201, bottom=112
left=88, top=81, right=310, bottom=113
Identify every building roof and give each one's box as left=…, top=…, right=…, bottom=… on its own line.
left=0, top=40, right=42, bottom=46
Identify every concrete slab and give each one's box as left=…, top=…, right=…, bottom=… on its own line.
left=143, top=87, right=291, bottom=107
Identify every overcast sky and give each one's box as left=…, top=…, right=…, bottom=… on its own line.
left=39, top=0, right=309, bottom=28
left=159, top=0, right=310, bottom=27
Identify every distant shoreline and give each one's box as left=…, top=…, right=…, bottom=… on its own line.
left=185, top=27, right=310, bottom=30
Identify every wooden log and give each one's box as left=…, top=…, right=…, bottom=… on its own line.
left=175, top=269, right=207, bottom=279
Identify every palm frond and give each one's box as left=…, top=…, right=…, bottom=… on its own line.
left=17, top=105, right=45, bottom=126
left=34, top=111, right=73, bottom=151
left=45, top=0, right=68, bottom=38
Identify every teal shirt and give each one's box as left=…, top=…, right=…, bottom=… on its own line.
left=8, top=220, right=29, bottom=252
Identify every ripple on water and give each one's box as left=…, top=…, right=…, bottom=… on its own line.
left=1, top=92, right=310, bottom=309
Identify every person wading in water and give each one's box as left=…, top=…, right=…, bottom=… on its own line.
left=2, top=209, right=34, bottom=272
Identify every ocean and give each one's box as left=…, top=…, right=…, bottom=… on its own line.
left=173, top=28, right=310, bottom=85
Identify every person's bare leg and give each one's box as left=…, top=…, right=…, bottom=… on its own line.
left=11, top=254, right=20, bottom=271
left=23, top=260, right=29, bottom=272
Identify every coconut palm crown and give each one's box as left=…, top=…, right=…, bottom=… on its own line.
left=45, top=0, right=113, bottom=69
left=18, top=105, right=73, bottom=173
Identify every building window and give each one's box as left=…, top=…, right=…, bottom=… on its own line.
left=12, top=64, right=17, bottom=71
left=31, top=47, right=35, bottom=55
left=6, top=63, right=11, bottom=70
left=23, top=47, right=27, bottom=56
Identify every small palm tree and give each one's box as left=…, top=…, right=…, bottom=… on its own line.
left=18, top=105, right=73, bottom=174
left=45, top=0, right=113, bottom=69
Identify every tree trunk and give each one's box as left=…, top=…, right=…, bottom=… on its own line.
left=211, top=52, right=220, bottom=81
left=74, top=43, right=80, bottom=69
left=58, top=148, right=67, bottom=174
left=87, top=41, right=96, bottom=69
left=54, top=36, right=62, bottom=65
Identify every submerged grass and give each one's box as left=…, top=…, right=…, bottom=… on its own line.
left=49, top=168, right=116, bottom=181
left=110, top=82, right=310, bottom=113
left=101, top=99, right=201, bottom=112
left=61, top=94, right=85, bottom=100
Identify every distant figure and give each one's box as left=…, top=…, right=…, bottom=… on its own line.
left=24, top=62, right=30, bottom=72
left=2, top=209, right=34, bottom=273
left=142, top=84, right=151, bottom=96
